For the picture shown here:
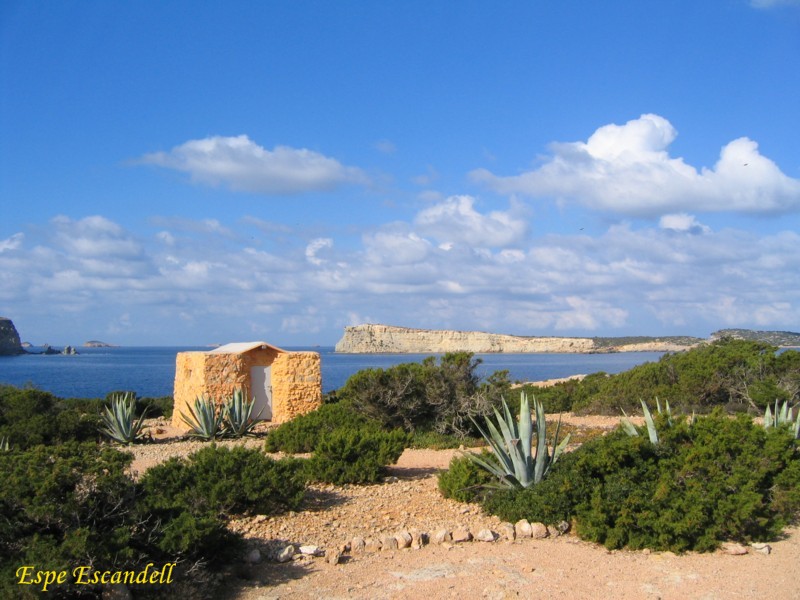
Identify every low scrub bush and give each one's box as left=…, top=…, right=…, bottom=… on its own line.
left=138, top=395, right=174, bottom=419
left=304, top=427, right=409, bottom=484
left=264, top=401, right=380, bottom=453
left=338, top=352, right=511, bottom=437
left=139, top=445, right=306, bottom=519
left=478, top=410, right=800, bottom=552
left=0, top=442, right=227, bottom=599
left=0, top=386, right=100, bottom=449
left=438, top=451, right=495, bottom=503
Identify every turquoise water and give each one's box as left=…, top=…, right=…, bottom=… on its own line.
left=0, top=346, right=665, bottom=399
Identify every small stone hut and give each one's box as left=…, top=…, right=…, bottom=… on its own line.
left=172, top=341, right=322, bottom=431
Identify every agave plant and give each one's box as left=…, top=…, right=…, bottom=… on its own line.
left=620, top=398, right=681, bottom=445
left=764, top=399, right=800, bottom=439
left=0, top=436, right=10, bottom=451
left=466, top=392, right=570, bottom=489
left=181, top=395, right=224, bottom=440
left=99, top=392, right=150, bottom=445
left=221, top=388, right=262, bottom=438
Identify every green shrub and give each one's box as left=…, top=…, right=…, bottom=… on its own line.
left=479, top=411, right=800, bottom=552
left=304, top=427, right=409, bottom=484
left=138, top=395, right=174, bottom=419
left=573, top=339, right=800, bottom=415
left=438, top=451, right=495, bottom=503
left=0, top=443, right=144, bottom=598
left=0, top=386, right=100, bottom=449
left=339, top=352, right=511, bottom=437
left=139, top=445, right=306, bottom=519
left=265, top=401, right=379, bottom=453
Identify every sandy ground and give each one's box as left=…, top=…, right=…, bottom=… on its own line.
left=128, top=416, right=800, bottom=600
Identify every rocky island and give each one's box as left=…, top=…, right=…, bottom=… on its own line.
left=334, top=324, right=704, bottom=354
left=83, top=340, right=115, bottom=348
left=0, top=317, right=25, bottom=356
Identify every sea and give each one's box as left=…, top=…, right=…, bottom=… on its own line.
left=0, top=346, right=666, bottom=399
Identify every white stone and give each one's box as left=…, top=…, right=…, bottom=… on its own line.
left=246, top=548, right=262, bottom=564
left=395, top=531, right=413, bottom=549
left=499, top=522, right=516, bottom=542
left=431, top=529, right=452, bottom=545
left=276, top=545, right=295, bottom=563
left=751, top=543, right=772, bottom=555
left=530, top=522, right=549, bottom=539
left=475, top=529, right=497, bottom=542
left=515, top=519, right=532, bottom=538
left=351, top=536, right=366, bottom=553
left=381, top=535, right=399, bottom=551
left=299, top=545, right=324, bottom=557
left=721, top=542, right=749, bottom=556
left=452, top=528, right=473, bottom=543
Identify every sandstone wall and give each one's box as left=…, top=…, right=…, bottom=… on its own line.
left=335, top=324, right=596, bottom=354
left=172, top=352, right=209, bottom=428
left=272, top=351, right=322, bottom=425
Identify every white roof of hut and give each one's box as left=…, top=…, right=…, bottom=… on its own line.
left=207, top=341, right=285, bottom=354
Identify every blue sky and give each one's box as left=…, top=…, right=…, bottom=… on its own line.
left=1, top=0, right=799, bottom=346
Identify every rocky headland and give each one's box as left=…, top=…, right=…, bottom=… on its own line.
left=335, top=324, right=704, bottom=354
left=0, top=317, right=25, bottom=356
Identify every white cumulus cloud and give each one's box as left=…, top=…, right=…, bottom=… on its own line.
left=414, top=195, right=528, bottom=247
left=659, top=213, right=711, bottom=234
left=141, top=134, right=368, bottom=194
left=305, top=238, right=334, bottom=266
left=0, top=233, right=24, bottom=252
left=471, top=114, right=800, bottom=217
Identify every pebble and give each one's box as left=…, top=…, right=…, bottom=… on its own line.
left=751, top=543, right=772, bottom=555
left=452, top=528, right=473, bottom=543
left=515, top=519, right=533, bottom=539
left=276, top=545, right=295, bottom=563
left=475, top=529, right=497, bottom=542
left=721, top=542, right=749, bottom=556
left=299, top=545, right=324, bottom=557
left=499, top=522, right=516, bottom=542
left=530, top=522, right=549, bottom=539
left=431, top=529, right=452, bottom=545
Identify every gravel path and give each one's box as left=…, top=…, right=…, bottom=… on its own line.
left=126, top=416, right=800, bottom=600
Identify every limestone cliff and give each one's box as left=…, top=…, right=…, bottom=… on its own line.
left=0, top=317, right=25, bottom=356
left=334, top=324, right=702, bottom=354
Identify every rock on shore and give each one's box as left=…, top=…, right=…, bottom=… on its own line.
left=334, top=324, right=701, bottom=354
left=0, top=317, right=25, bottom=356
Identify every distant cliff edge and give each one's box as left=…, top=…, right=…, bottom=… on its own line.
left=0, top=317, right=25, bottom=356
left=334, top=324, right=705, bottom=354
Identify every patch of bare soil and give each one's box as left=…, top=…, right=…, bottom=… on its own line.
left=127, top=416, right=800, bottom=600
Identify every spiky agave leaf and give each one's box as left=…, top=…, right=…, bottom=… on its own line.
left=181, top=395, right=224, bottom=440
left=620, top=408, right=639, bottom=437
left=466, top=392, right=569, bottom=489
left=0, top=436, right=10, bottom=451
left=99, top=392, right=149, bottom=445
left=222, top=388, right=262, bottom=438
left=641, top=400, right=659, bottom=445
left=764, top=403, right=775, bottom=429
left=763, top=400, right=800, bottom=439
